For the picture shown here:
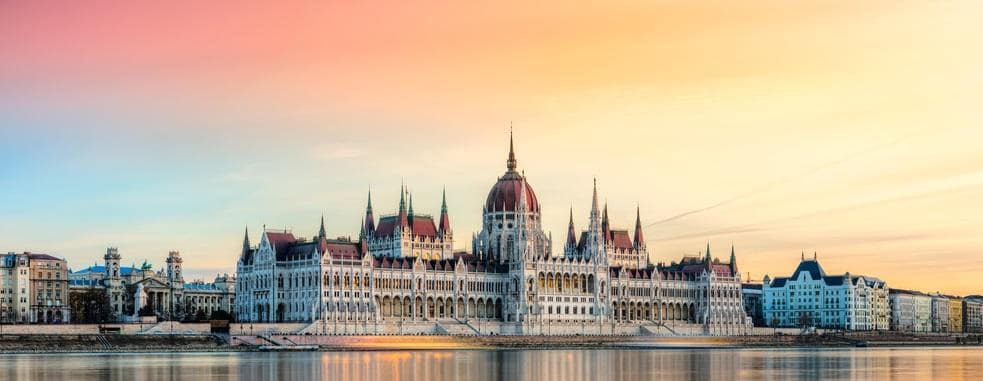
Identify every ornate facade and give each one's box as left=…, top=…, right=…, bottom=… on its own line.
left=235, top=135, right=750, bottom=334
left=1, top=252, right=70, bottom=323
left=763, top=256, right=890, bottom=331
left=69, top=248, right=235, bottom=322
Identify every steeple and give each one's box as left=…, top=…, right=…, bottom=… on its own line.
left=633, top=205, right=645, bottom=248
left=566, top=206, right=577, bottom=248
left=705, top=242, right=712, bottom=263
left=590, top=178, right=600, bottom=220
left=439, top=187, right=451, bottom=234
left=241, top=226, right=250, bottom=257
left=729, top=244, right=738, bottom=275
left=398, top=184, right=408, bottom=227
left=506, top=130, right=517, bottom=172
left=602, top=202, right=611, bottom=242
left=318, top=215, right=327, bottom=240
left=407, top=192, right=414, bottom=218
left=363, top=189, right=375, bottom=237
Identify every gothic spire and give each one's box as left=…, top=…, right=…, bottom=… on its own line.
left=730, top=244, right=738, bottom=274
left=705, top=242, right=712, bottom=263
left=602, top=201, right=610, bottom=242
left=241, top=225, right=250, bottom=257
left=633, top=205, right=645, bottom=247
left=439, top=187, right=451, bottom=234
left=398, top=184, right=408, bottom=227
left=566, top=206, right=577, bottom=248
left=507, top=129, right=517, bottom=172
left=590, top=178, right=600, bottom=218
left=362, top=189, right=376, bottom=238
left=318, top=215, right=327, bottom=239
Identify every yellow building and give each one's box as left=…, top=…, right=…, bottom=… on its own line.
left=949, top=298, right=963, bottom=333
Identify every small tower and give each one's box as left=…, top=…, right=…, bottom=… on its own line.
left=317, top=215, right=327, bottom=240
left=103, top=247, right=124, bottom=320
left=361, top=189, right=375, bottom=239
left=438, top=187, right=452, bottom=236
left=729, top=245, right=739, bottom=278
left=166, top=250, right=184, bottom=287
left=564, top=207, right=578, bottom=257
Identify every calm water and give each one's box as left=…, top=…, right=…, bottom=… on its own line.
left=2, top=347, right=982, bottom=380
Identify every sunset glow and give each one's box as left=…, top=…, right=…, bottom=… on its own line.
left=2, top=1, right=982, bottom=294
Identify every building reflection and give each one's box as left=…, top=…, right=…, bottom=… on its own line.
left=0, top=347, right=981, bottom=380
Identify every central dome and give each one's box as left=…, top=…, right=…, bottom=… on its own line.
left=485, top=172, right=540, bottom=213
left=484, top=133, right=540, bottom=213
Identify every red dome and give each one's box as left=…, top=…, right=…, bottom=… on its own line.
left=485, top=172, right=540, bottom=213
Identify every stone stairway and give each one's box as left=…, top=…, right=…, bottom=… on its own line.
left=437, top=319, right=481, bottom=336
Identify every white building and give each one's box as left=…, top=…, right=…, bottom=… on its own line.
left=0, top=253, right=33, bottom=323
left=762, top=255, right=889, bottom=331
left=930, top=293, right=951, bottom=333
left=888, top=289, right=932, bottom=332
left=70, top=249, right=235, bottom=322
left=964, top=297, right=983, bottom=333
left=235, top=135, right=750, bottom=335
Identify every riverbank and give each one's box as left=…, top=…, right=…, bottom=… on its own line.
left=0, top=334, right=234, bottom=354
left=2, top=332, right=981, bottom=353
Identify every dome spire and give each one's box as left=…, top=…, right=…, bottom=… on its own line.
left=507, top=128, right=517, bottom=172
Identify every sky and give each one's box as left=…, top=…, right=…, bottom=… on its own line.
left=2, top=1, right=982, bottom=295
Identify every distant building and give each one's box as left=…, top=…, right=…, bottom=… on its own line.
left=762, top=255, right=889, bottom=331
left=964, top=297, right=983, bottom=333
left=741, top=283, right=764, bottom=326
left=70, top=248, right=235, bottom=322
left=27, top=253, right=70, bottom=323
left=930, top=293, right=951, bottom=333
left=889, top=289, right=932, bottom=332
left=948, top=297, right=963, bottom=333
left=1, top=252, right=70, bottom=323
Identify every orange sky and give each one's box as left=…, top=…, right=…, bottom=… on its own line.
left=2, top=1, right=982, bottom=295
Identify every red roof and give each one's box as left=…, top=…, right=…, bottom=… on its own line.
left=265, top=231, right=297, bottom=254
left=325, top=241, right=362, bottom=259
left=374, top=215, right=439, bottom=238
left=485, top=172, right=539, bottom=213
left=609, top=230, right=633, bottom=250
left=27, top=253, right=62, bottom=261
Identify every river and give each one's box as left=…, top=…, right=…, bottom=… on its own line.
left=1, top=347, right=981, bottom=380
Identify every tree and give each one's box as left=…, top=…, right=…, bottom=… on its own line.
left=138, top=305, right=156, bottom=317
left=69, top=287, right=114, bottom=323
left=195, top=309, right=208, bottom=322
left=209, top=309, right=232, bottom=321
left=798, top=312, right=814, bottom=328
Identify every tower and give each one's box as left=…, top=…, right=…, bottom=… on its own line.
left=564, top=207, right=578, bottom=257
left=584, top=178, right=607, bottom=263
left=103, top=247, right=124, bottom=320
left=166, top=251, right=184, bottom=287
left=361, top=189, right=375, bottom=240
left=633, top=205, right=649, bottom=268
left=166, top=250, right=185, bottom=319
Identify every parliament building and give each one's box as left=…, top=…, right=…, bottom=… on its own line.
left=235, top=135, right=750, bottom=335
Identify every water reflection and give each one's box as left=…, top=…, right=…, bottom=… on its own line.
left=1, top=347, right=981, bottom=380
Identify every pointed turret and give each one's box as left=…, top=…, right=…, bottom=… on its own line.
left=398, top=184, right=408, bottom=227
left=729, top=244, right=738, bottom=276
left=633, top=205, right=645, bottom=248
left=590, top=178, right=600, bottom=220
left=566, top=207, right=577, bottom=248
left=407, top=192, right=415, bottom=226
left=318, top=215, right=327, bottom=240
left=507, top=130, right=517, bottom=172
left=362, top=189, right=375, bottom=238
left=602, top=202, right=611, bottom=242
left=705, top=242, right=712, bottom=263
left=439, top=187, right=451, bottom=234
left=241, top=226, right=250, bottom=258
